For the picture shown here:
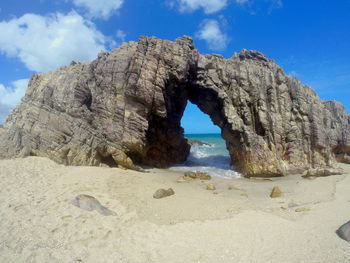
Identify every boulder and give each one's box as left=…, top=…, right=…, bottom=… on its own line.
left=336, top=220, right=350, bottom=242
left=153, top=188, right=175, bottom=199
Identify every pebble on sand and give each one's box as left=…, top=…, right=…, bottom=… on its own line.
left=206, top=184, right=216, bottom=190
left=185, top=171, right=212, bottom=180
left=153, top=188, right=175, bottom=199
left=270, top=186, right=282, bottom=198
left=176, top=175, right=194, bottom=183
left=295, top=207, right=310, bottom=212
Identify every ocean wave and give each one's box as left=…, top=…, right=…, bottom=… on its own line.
left=171, top=142, right=241, bottom=179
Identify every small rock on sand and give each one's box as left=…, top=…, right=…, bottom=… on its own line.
left=240, top=192, right=248, bottom=197
left=206, top=184, right=216, bottom=190
left=153, top=188, right=175, bottom=199
left=295, top=207, right=310, bottom=212
left=228, top=185, right=242, bottom=190
left=302, top=168, right=343, bottom=178
left=336, top=220, right=350, bottom=242
left=185, top=171, right=212, bottom=180
left=270, top=186, right=282, bottom=198
left=176, top=175, right=194, bottom=183
left=249, top=177, right=273, bottom=181
left=72, top=194, right=116, bottom=216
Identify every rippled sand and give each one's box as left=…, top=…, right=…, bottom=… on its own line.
left=0, top=157, right=349, bottom=262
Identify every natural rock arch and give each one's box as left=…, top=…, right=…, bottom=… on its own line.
left=0, top=36, right=349, bottom=177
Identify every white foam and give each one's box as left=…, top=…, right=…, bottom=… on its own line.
left=170, top=142, right=241, bottom=179
left=171, top=165, right=241, bottom=179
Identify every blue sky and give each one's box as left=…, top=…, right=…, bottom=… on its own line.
left=0, top=0, right=349, bottom=133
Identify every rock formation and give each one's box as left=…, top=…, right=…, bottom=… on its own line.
left=186, top=138, right=211, bottom=147
left=0, top=36, right=349, bottom=177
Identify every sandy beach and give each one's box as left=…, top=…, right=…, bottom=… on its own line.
left=0, top=157, right=349, bottom=263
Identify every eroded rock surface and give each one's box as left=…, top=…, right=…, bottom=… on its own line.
left=0, top=36, right=349, bottom=177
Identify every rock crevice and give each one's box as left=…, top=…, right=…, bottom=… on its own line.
left=0, top=36, right=349, bottom=177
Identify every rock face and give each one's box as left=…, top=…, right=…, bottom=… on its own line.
left=0, top=36, right=349, bottom=177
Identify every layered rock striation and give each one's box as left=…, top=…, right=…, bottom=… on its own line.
left=0, top=36, right=349, bottom=177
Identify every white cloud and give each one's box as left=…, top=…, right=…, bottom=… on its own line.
left=235, top=0, right=283, bottom=13
left=0, top=79, right=29, bottom=124
left=70, top=0, right=124, bottom=19
left=174, top=0, right=228, bottom=14
left=116, top=29, right=126, bottom=42
left=0, top=12, right=108, bottom=72
left=196, top=19, right=229, bottom=51
left=235, top=0, right=250, bottom=4
left=269, top=0, right=283, bottom=10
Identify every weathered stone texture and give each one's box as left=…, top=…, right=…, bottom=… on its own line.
left=0, top=36, right=349, bottom=177
left=193, top=50, right=350, bottom=176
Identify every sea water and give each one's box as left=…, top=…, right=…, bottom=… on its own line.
left=170, top=133, right=241, bottom=178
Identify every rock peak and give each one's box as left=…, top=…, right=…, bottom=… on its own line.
left=234, top=49, right=270, bottom=62
left=176, top=35, right=195, bottom=49
left=176, top=35, right=193, bottom=43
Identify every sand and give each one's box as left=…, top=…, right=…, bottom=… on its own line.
left=0, top=157, right=349, bottom=263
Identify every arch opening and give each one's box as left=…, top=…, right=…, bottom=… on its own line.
left=172, top=100, right=240, bottom=178
left=138, top=79, right=243, bottom=178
